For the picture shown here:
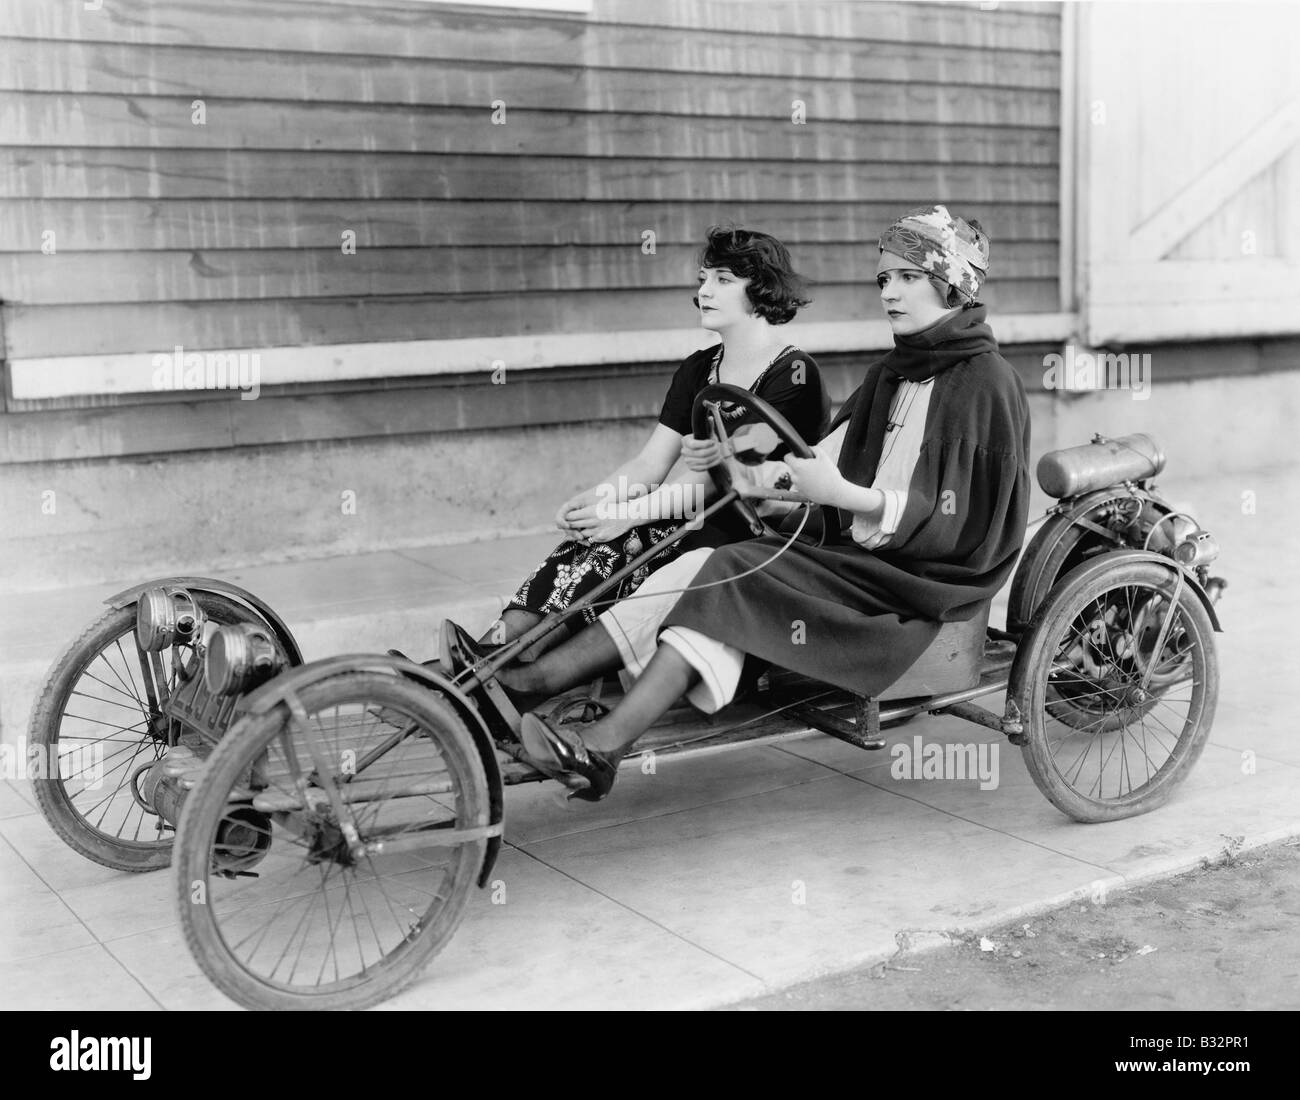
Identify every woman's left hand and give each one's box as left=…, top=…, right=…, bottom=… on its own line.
left=565, top=504, right=636, bottom=546
left=680, top=435, right=723, bottom=472
left=782, top=446, right=847, bottom=507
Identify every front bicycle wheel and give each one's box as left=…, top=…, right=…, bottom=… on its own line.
left=1019, top=559, right=1218, bottom=822
left=29, top=593, right=271, bottom=871
left=175, top=672, right=490, bottom=1010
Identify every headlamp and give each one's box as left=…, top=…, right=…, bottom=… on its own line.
left=205, top=623, right=282, bottom=696
left=136, top=587, right=201, bottom=652
left=1174, top=529, right=1220, bottom=568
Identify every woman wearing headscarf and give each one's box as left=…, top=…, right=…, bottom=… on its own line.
left=504, top=206, right=1032, bottom=800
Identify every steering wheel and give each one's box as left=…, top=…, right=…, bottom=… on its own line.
left=690, top=384, right=817, bottom=537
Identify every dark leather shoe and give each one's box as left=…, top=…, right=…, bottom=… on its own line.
left=519, top=713, right=617, bottom=802
left=438, top=620, right=499, bottom=679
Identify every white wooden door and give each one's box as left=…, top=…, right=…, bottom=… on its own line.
left=1078, top=2, right=1300, bottom=343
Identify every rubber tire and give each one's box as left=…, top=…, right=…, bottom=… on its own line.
left=175, top=672, right=490, bottom=1011
left=1018, top=560, right=1218, bottom=823
left=29, top=594, right=271, bottom=872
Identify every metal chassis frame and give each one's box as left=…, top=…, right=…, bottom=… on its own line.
left=783, top=643, right=1021, bottom=752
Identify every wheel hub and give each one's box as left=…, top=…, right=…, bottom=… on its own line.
left=303, top=814, right=354, bottom=867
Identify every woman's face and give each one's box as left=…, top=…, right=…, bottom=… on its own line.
left=875, top=251, right=956, bottom=335
left=696, top=265, right=755, bottom=332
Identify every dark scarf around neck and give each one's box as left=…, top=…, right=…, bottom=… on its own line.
left=824, top=305, right=998, bottom=533
left=877, top=303, right=997, bottom=383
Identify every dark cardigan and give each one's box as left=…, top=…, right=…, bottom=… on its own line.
left=660, top=306, right=1031, bottom=698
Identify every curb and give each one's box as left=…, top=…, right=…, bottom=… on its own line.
left=705, top=825, right=1300, bottom=1008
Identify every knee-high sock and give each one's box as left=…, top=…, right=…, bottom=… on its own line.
left=585, top=644, right=700, bottom=760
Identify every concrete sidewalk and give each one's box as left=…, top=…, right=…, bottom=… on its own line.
left=0, top=466, right=1296, bottom=1010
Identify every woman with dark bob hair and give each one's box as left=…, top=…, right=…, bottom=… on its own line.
left=463, top=225, right=830, bottom=659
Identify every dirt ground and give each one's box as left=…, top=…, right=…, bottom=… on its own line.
left=727, top=838, right=1300, bottom=1012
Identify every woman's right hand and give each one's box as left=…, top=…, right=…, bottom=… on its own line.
left=681, top=435, right=723, bottom=472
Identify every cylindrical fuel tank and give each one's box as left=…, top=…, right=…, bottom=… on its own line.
left=1036, top=434, right=1165, bottom=499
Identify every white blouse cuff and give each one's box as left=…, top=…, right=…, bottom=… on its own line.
left=849, top=489, right=907, bottom=547
left=878, top=488, right=906, bottom=535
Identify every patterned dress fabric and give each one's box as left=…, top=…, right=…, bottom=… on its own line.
left=507, top=344, right=828, bottom=626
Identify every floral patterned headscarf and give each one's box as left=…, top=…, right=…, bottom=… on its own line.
left=878, top=205, right=990, bottom=304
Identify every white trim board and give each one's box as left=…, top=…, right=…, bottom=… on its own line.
left=407, top=0, right=592, bottom=11
left=8, top=313, right=1078, bottom=401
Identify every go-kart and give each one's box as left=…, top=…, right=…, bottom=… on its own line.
left=28, top=385, right=1225, bottom=1010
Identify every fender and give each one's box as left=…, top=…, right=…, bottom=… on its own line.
left=1008, top=487, right=1175, bottom=631
left=1025, top=486, right=1170, bottom=573
left=105, top=576, right=304, bottom=666
left=238, top=654, right=505, bottom=887
left=1007, top=549, right=1222, bottom=717
left=1051, top=484, right=1166, bottom=538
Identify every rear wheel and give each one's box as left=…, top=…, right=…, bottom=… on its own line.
left=175, top=672, right=490, bottom=1010
left=1019, top=559, right=1218, bottom=822
left=29, top=594, right=271, bottom=872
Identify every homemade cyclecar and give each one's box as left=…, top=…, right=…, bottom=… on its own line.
left=30, top=386, right=1225, bottom=1009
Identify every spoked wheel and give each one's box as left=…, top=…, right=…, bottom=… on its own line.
left=1018, top=557, right=1218, bottom=822
left=175, top=673, right=490, bottom=1011
left=29, top=593, right=272, bottom=871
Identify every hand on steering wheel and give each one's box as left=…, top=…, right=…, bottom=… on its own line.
left=680, top=435, right=723, bottom=472
left=781, top=447, right=845, bottom=503
left=690, top=384, right=817, bottom=537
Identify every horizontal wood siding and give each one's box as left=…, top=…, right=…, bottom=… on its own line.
left=0, top=0, right=1062, bottom=370
left=4, top=243, right=1059, bottom=304
left=2, top=150, right=1060, bottom=202
left=0, top=0, right=1062, bottom=477
left=0, top=199, right=1062, bottom=251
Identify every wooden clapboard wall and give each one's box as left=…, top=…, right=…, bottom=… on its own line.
left=0, top=0, right=1062, bottom=428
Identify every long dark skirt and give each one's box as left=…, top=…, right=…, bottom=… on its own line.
left=507, top=521, right=690, bottom=627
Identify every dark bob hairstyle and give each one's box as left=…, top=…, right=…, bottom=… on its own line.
left=696, top=225, right=812, bottom=325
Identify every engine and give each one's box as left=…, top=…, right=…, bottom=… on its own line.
left=135, top=744, right=271, bottom=873
left=129, top=585, right=284, bottom=873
